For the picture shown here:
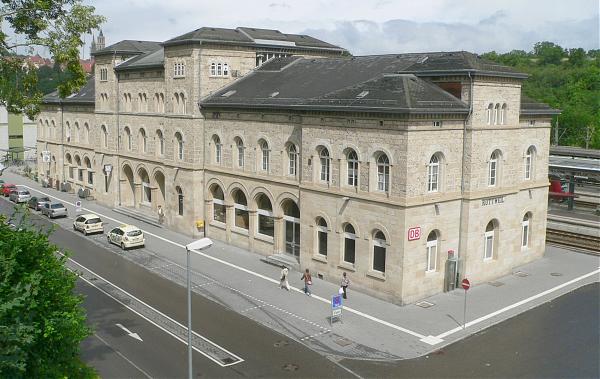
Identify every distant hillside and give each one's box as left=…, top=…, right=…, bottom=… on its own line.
left=482, top=42, right=599, bottom=150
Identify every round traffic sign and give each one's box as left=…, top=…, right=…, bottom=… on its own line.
left=461, top=278, right=470, bottom=290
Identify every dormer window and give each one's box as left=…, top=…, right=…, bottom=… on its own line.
left=100, top=68, right=108, bottom=81
left=174, top=62, right=185, bottom=77
left=356, top=91, right=369, bottom=99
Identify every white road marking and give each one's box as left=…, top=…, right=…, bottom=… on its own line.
left=435, top=268, right=600, bottom=339
left=68, top=257, right=244, bottom=367
left=93, top=333, right=153, bottom=379
left=115, top=323, right=143, bottom=342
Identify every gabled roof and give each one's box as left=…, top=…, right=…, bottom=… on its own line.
left=43, top=79, right=95, bottom=105
left=115, top=48, right=165, bottom=71
left=200, top=55, right=469, bottom=115
left=92, top=40, right=162, bottom=57
left=520, top=95, right=561, bottom=116
left=164, top=26, right=347, bottom=53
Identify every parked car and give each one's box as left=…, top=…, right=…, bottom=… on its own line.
left=41, top=202, right=68, bottom=219
left=73, top=214, right=104, bottom=235
left=9, top=189, right=31, bottom=203
left=2, top=184, right=16, bottom=196
left=107, top=224, right=145, bottom=250
left=0, top=179, right=5, bottom=189
left=27, top=196, right=51, bottom=211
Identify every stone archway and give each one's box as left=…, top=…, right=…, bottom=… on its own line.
left=121, top=164, right=135, bottom=207
left=153, top=170, right=166, bottom=209
left=138, top=168, right=151, bottom=205
left=281, top=199, right=301, bottom=258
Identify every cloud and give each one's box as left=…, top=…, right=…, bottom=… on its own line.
left=268, top=2, right=290, bottom=8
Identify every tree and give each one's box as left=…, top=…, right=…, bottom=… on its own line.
left=0, top=209, right=95, bottom=378
left=0, top=0, right=105, bottom=118
left=533, top=41, right=565, bottom=65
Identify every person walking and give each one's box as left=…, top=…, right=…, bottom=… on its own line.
left=340, top=272, right=350, bottom=299
left=301, top=268, right=312, bottom=296
left=279, top=266, right=290, bottom=291
left=157, top=205, right=165, bottom=225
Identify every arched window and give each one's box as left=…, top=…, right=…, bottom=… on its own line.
left=175, top=132, right=183, bottom=160
left=101, top=125, right=108, bottom=148
left=343, top=224, right=356, bottom=265
left=500, top=103, right=507, bottom=125
left=124, top=127, right=132, bottom=150
left=173, top=93, right=179, bottom=113
left=488, top=151, right=499, bottom=186
left=316, top=217, right=328, bottom=257
left=223, top=63, right=229, bottom=76
left=486, top=103, right=494, bottom=125
left=176, top=186, right=184, bottom=216
left=212, top=185, right=226, bottom=223
left=39, top=120, right=45, bottom=138
left=521, top=213, right=531, bottom=249
left=260, top=139, right=270, bottom=171
left=84, top=157, right=93, bottom=185
left=484, top=221, right=496, bottom=260
left=427, top=154, right=440, bottom=192
left=319, top=147, right=330, bottom=182
left=232, top=189, right=249, bottom=230
left=83, top=123, right=89, bottom=144
left=66, top=153, right=73, bottom=179
left=347, top=150, right=358, bottom=187
left=179, top=93, right=185, bottom=114
left=66, top=122, right=71, bottom=142
left=256, top=194, right=274, bottom=237
left=213, top=135, right=222, bottom=164
left=217, top=63, right=222, bottom=76
left=210, top=63, right=216, bottom=76
left=426, top=231, right=438, bottom=272
left=139, top=128, right=147, bottom=153
left=377, top=153, right=390, bottom=192
left=154, top=93, right=160, bottom=112
left=235, top=137, right=244, bottom=167
left=74, top=122, right=80, bottom=142
left=493, top=103, right=500, bottom=125
left=524, top=146, right=535, bottom=180
left=159, top=93, right=164, bottom=113
left=51, top=120, right=56, bottom=139
left=75, top=155, right=83, bottom=181
left=373, top=230, right=386, bottom=273
left=287, top=144, right=298, bottom=177
left=156, top=130, right=164, bottom=156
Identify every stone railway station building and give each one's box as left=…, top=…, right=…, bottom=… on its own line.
left=36, top=26, right=559, bottom=304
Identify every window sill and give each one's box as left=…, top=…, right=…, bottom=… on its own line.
left=337, top=262, right=356, bottom=272
left=483, top=257, right=494, bottom=263
left=312, top=254, right=328, bottom=264
left=367, top=270, right=386, bottom=281
left=255, top=233, right=274, bottom=244
left=173, top=76, right=185, bottom=79
left=425, top=269, right=438, bottom=275
left=232, top=226, right=249, bottom=236
left=209, top=220, right=226, bottom=229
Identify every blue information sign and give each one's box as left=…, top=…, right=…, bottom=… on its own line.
left=331, top=294, right=343, bottom=324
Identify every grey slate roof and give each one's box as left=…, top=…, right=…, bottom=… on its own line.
left=92, top=40, right=162, bottom=57
left=164, top=26, right=346, bottom=53
left=115, top=48, right=165, bottom=71
left=520, top=95, right=561, bottom=115
left=43, top=79, right=95, bottom=105
left=200, top=55, right=469, bottom=114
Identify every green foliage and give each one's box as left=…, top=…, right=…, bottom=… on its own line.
left=0, top=209, right=95, bottom=378
left=482, top=42, right=600, bottom=149
left=36, top=63, right=75, bottom=95
left=0, top=0, right=105, bottom=118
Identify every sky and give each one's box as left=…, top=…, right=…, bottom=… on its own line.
left=29, top=0, right=600, bottom=57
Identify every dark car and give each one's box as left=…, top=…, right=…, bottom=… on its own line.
left=27, top=196, right=51, bottom=211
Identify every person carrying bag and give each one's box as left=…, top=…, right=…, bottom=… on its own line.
left=301, top=268, right=312, bottom=296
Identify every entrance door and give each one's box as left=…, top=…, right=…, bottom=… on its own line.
left=285, top=218, right=300, bottom=257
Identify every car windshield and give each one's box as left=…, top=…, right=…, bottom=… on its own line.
left=126, top=230, right=142, bottom=237
left=21, top=191, right=29, bottom=195
left=86, top=218, right=102, bottom=224
left=40, top=197, right=50, bottom=202
left=51, top=203, right=64, bottom=209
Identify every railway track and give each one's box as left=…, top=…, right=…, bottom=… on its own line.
left=546, top=228, right=600, bottom=255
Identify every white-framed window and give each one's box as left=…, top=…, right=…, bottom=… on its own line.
left=139, top=128, right=147, bottom=153
left=100, top=68, right=108, bottom=81
left=223, top=63, right=229, bottom=76
left=377, top=153, right=390, bottom=192
left=260, top=139, right=270, bottom=171
left=500, top=103, right=507, bottom=125
left=488, top=151, right=499, bottom=186
left=319, top=147, right=330, bottom=182
left=343, top=224, right=356, bottom=265
left=486, top=103, right=494, bottom=125
left=493, top=103, right=500, bottom=125
left=66, top=122, right=71, bottom=142
left=217, top=63, right=222, bottom=76
left=176, top=186, right=184, bottom=216
left=211, top=185, right=226, bottom=223
left=521, top=213, right=530, bottom=249
left=156, top=130, right=164, bottom=156
left=347, top=150, right=358, bottom=187
left=235, top=137, right=244, bottom=168
left=213, top=135, right=222, bottom=164
left=175, top=132, right=183, bottom=160
left=316, top=217, right=328, bottom=257
left=372, top=230, right=386, bottom=273
left=174, top=62, right=185, bottom=77
left=484, top=221, right=495, bottom=260
left=256, top=194, right=274, bottom=237
left=524, top=146, right=534, bottom=180
left=426, top=231, right=438, bottom=272
left=288, top=144, right=298, bottom=176
left=232, top=189, right=249, bottom=230
left=427, top=154, right=440, bottom=192
left=210, top=63, right=216, bottom=76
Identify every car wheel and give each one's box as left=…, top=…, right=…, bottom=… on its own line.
left=83, top=229, right=88, bottom=236
left=73, top=224, right=76, bottom=231
left=121, top=243, right=126, bottom=250
left=107, top=236, right=111, bottom=244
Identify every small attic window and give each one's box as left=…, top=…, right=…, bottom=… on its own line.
left=221, top=90, right=236, bottom=97
left=356, top=91, right=369, bottom=99
left=270, top=91, right=280, bottom=98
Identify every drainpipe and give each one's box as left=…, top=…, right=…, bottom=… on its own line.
left=60, top=102, right=64, bottom=185
left=115, top=55, right=122, bottom=206
left=456, top=71, right=474, bottom=285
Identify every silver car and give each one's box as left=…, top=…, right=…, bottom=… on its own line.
left=9, top=189, right=31, bottom=203
left=41, top=202, right=68, bottom=219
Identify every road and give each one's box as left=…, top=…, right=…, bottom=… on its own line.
left=1, top=197, right=598, bottom=378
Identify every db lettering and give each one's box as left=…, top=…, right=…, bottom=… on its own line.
left=408, top=227, right=421, bottom=241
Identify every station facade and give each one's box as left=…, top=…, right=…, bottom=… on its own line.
left=36, top=26, right=559, bottom=304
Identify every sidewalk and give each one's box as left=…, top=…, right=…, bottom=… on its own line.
left=3, top=170, right=599, bottom=360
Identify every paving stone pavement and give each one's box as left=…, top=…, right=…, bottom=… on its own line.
left=2, top=170, right=599, bottom=361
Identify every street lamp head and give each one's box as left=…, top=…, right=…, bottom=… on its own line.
left=185, top=237, right=213, bottom=251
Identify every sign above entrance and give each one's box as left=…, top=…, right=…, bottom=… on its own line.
left=42, top=151, right=51, bottom=163
left=407, top=226, right=421, bottom=241
left=103, top=164, right=113, bottom=174
left=481, top=196, right=505, bottom=206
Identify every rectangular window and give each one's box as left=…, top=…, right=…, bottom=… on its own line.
left=235, top=206, right=249, bottom=230
left=344, top=237, right=356, bottom=264
left=174, top=63, right=185, bottom=77
left=432, top=121, right=442, bottom=127
left=69, top=167, right=74, bottom=179
left=78, top=169, right=83, bottom=182
left=489, top=161, right=497, bottom=186
left=484, top=234, right=494, bottom=260
left=87, top=171, right=93, bottom=185
left=257, top=212, right=274, bottom=237
left=213, top=199, right=226, bottom=223
left=521, top=223, right=529, bottom=248
left=426, top=243, right=437, bottom=272
left=373, top=245, right=386, bottom=273
left=318, top=229, right=327, bottom=256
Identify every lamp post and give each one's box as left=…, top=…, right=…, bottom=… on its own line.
left=184, top=238, right=213, bottom=379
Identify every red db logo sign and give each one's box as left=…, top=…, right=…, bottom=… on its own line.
left=407, top=226, right=421, bottom=241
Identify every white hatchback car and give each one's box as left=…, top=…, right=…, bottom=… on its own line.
left=73, top=214, right=104, bottom=235
left=107, top=224, right=145, bottom=250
